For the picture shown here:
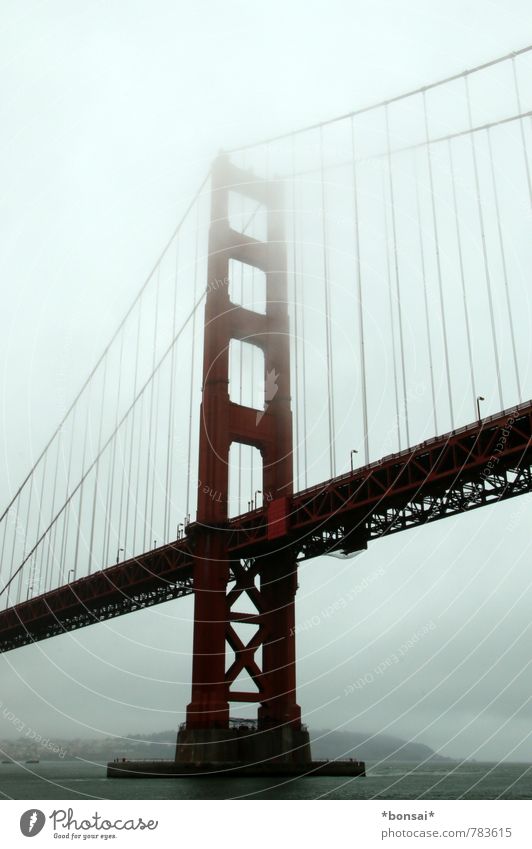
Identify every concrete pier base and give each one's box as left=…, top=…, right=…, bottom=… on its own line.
left=107, top=721, right=365, bottom=779
left=107, top=758, right=365, bottom=778
left=175, top=722, right=312, bottom=765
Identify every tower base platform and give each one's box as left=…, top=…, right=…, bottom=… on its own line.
left=107, top=721, right=365, bottom=778
left=106, top=759, right=365, bottom=778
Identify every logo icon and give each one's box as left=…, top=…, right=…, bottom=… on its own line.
left=20, top=809, right=45, bottom=837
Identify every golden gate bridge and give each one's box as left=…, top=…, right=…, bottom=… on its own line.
left=0, top=45, right=531, bottom=776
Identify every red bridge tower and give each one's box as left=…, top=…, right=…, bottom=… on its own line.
left=175, top=155, right=311, bottom=766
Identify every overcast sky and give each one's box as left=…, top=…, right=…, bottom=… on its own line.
left=1, top=0, right=532, bottom=765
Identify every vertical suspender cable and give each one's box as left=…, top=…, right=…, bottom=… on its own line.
left=381, top=165, right=401, bottom=450
left=186, top=200, right=201, bottom=519
left=423, top=90, right=455, bottom=428
left=239, top=156, right=246, bottom=513
left=250, top=154, right=262, bottom=508
left=143, top=267, right=161, bottom=550
left=291, top=134, right=301, bottom=486
left=0, top=514, right=9, bottom=607
left=132, top=393, right=145, bottom=554
left=255, top=146, right=270, bottom=505
left=103, top=330, right=125, bottom=563
left=124, top=302, right=142, bottom=556
left=512, top=56, right=532, bottom=209
left=465, top=76, right=504, bottom=410
left=486, top=126, right=522, bottom=402
left=88, top=358, right=108, bottom=571
left=72, top=391, right=91, bottom=579
left=42, top=428, right=60, bottom=592
left=149, top=368, right=161, bottom=544
left=46, top=507, right=59, bottom=595
left=351, top=116, right=369, bottom=464
left=116, top=417, right=131, bottom=555
left=252, top=145, right=269, bottom=507
left=447, top=140, right=477, bottom=419
left=164, top=239, right=180, bottom=541
left=21, top=463, right=36, bottom=569
left=385, top=105, right=410, bottom=447
left=238, top=260, right=244, bottom=512
left=319, top=126, right=336, bottom=476
left=57, top=408, right=77, bottom=590
left=250, top=267, right=255, bottom=506
left=414, top=152, right=438, bottom=434
left=301, top=209, right=309, bottom=490
left=26, top=552, right=36, bottom=601
left=0, top=509, right=8, bottom=599
left=17, top=497, right=31, bottom=602
left=17, top=480, right=34, bottom=601
left=31, top=449, right=49, bottom=597
left=7, top=495, right=21, bottom=602
left=29, top=460, right=45, bottom=598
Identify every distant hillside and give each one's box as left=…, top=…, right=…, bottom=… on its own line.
left=309, top=729, right=452, bottom=764
left=0, top=727, right=451, bottom=763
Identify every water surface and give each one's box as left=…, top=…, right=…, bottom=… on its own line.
left=0, top=760, right=530, bottom=800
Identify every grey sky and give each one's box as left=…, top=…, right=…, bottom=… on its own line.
left=1, top=1, right=532, bottom=763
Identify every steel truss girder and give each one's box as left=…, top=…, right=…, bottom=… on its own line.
left=1, top=402, right=531, bottom=653
left=226, top=401, right=532, bottom=558
left=369, top=464, right=532, bottom=540
left=0, top=542, right=194, bottom=653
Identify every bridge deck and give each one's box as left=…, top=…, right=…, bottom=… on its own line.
left=0, top=400, right=530, bottom=653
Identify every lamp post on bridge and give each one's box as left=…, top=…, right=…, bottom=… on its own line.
left=350, top=449, right=358, bottom=473
left=115, top=548, right=124, bottom=565
left=476, top=395, right=485, bottom=422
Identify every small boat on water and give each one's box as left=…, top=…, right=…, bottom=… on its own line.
left=25, top=759, right=39, bottom=764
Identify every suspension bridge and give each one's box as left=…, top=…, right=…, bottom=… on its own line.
left=1, top=45, right=531, bottom=775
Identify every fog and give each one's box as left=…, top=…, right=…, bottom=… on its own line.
left=1, top=0, right=532, bottom=764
